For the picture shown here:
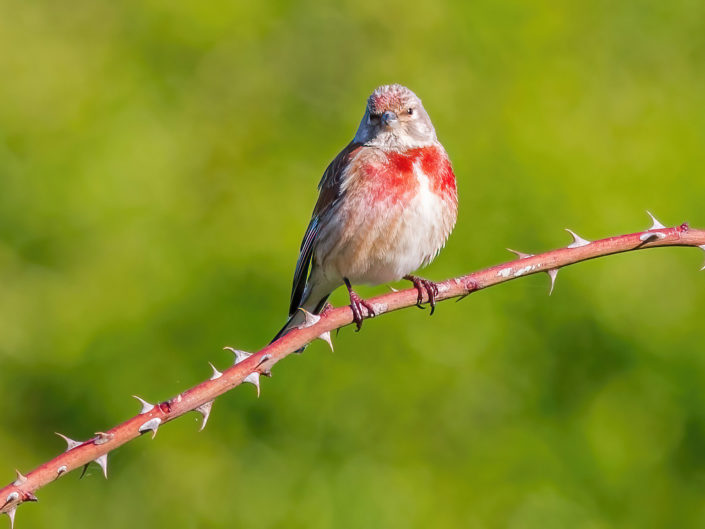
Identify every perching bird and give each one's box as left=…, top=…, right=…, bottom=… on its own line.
left=273, top=84, right=458, bottom=343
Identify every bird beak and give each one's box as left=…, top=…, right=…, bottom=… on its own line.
left=381, top=110, right=398, bottom=128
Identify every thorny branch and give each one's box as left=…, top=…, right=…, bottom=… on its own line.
left=2, top=213, right=705, bottom=527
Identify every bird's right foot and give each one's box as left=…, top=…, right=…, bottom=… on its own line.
left=344, top=278, right=375, bottom=331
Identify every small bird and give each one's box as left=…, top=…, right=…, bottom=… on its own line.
left=273, top=84, right=458, bottom=343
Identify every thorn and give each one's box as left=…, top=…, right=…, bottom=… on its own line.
left=250, top=374, right=262, bottom=397
left=318, top=331, right=334, bottom=352
left=297, top=308, right=320, bottom=328
left=138, top=418, right=162, bottom=439
left=4, top=492, right=19, bottom=505
left=94, top=454, right=108, bottom=479
left=6, top=506, right=16, bottom=529
left=93, top=432, right=113, bottom=445
left=13, top=470, right=26, bottom=487
left=208, top=362, right=222, bottom=380
left=646, top=210, right=666, bottom=230
left=565, top=229, right=590, bottom=248
left=225, top=346, right=250, bottom=363
left=57, top=466, right=67, bottom=476
left=195, top=401, right=214, bottom=432
left=55, top=433, right=82, bottom=451
left=507, top=248, right=534, bottom=259
left=547, top=269, right=559, bottom=295
left=132, top=395, right=155, bottom=414
left=225, top=347, right=262, bottom=395
left=639, top=231, right=666, bottom=242
left=699, top=245, right=705, bottom=271
left=256, top=354, right=272, bottom=378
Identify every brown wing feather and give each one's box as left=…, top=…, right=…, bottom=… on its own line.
left=288, top=141, right=362, bottom=315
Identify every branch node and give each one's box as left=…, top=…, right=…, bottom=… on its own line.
left=93, top=432, right=113, bottom=445
left=257, top=354, right=273, bottom=378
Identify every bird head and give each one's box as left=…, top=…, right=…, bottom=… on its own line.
left=353, top=84, right=437, bottom=150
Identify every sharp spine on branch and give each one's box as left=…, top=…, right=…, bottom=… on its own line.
left=297, top=308, right=320, bottom=327
left=565, top=229, right=591, bottom=248
left=224, top=347, right=261, bottom=397
left=646, top=211, right=667, bottom=230
left=57, top=466, right=67, bottom=476
left=196, top=401, right=214, bottom=432
left=639, top=231, right=666, bottom=242
left=547, top=269, right=559, bottom=295
left=507, top=248, right=533, bottom=259
left=209, top=362, right=223, bottom=380
left=94, top=455, right=108, bottom=479
left=93, top=432, right=113, bottom=445
left=6, top=506, right=16, bottom=529
left=55, top=433, right=82, bottom=451
left=2, top=492, right=19, bottom=528
left=699, top=245, right=705, bottom=271
left=133, top=395, right=155, bottom=414
left=138, top=418, right=162, bottom=439
left=319, top=331, right=334, bottom=352
left=4, top=492, right=18, bottom=505
left=297, top=309, right=334, bottom=350
left=12, top=471, right=26, bottom=487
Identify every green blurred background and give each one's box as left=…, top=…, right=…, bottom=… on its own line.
left=1, top=0, right=704, bottom=527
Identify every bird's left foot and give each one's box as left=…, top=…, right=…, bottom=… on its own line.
left=344, top=278, right=375, bottom=331
left=404, top=275, right=440, bottom=315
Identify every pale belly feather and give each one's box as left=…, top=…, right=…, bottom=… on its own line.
left=316, top=161, right=456, bottom=286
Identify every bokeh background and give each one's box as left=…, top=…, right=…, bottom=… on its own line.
left=1, top=0, right=705, bottom=527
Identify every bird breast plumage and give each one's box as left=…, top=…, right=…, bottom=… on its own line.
left=315, top=144, right=458, bottom=285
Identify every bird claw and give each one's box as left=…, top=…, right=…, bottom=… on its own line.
left=348, top=290, right=376, bottom=331
left=344, top=278, right=375, bottom=331
left=404, top=275, right=440, bottom=315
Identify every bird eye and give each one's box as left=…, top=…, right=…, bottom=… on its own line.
left=407, top=108, right=414, bottom=115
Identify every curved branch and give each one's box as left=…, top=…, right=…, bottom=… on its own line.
left=2, top=217, right=704, bottom=526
